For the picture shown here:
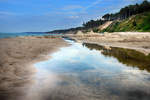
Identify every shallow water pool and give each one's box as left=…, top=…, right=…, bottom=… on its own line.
left=33, top=39, right=150, bottom=100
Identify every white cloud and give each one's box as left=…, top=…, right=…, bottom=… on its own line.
left=0, top=11, right=15, bottom=15
left=69, top=16, right=79, bottom=19
left=83, top=0, right=102, bottom=11
left=62, top=0, right=102, bottom=13
left=62, top=5, right=83, bottom=11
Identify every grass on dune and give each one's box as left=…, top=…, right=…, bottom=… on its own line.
left=101, top=11, right=150, bottom=32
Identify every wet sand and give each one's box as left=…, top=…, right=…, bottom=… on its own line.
left=66, top=32, right=150, bottom=55
left=0, top=36, right=69, bottom=100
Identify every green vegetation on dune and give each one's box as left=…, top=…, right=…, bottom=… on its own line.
left=102, top=12, right=150, bottom=32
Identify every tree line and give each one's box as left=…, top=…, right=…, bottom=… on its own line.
left=83, top=0, right=150, bottom=28
left=82, top=19, right=107, bottom=28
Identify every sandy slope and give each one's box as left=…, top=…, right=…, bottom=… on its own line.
left=67, top=32, right=150, bottom=55
left=0, top=36, right=68, bottom=100
left=98, top=21, right=113, bottom=30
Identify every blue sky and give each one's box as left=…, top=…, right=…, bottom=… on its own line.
left=0, top=0, right=145, bottom=32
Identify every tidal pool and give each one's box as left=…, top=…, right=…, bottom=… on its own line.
left=33, top=40, right=150, bottom=100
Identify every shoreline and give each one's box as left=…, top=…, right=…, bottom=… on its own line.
left=0, top=36, right=69, bottom=100
left=82, top=41, right=150, bottom=55
left=66, top=32, right=150, bottom=55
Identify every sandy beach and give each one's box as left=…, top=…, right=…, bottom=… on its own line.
left=0, top=36, right=68, bottom=100
left=67, top=32, right=150, bottom=55
left=0, top=33, right=150, bottom=100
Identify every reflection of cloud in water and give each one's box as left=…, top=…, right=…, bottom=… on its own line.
left=119, top=68, right=150, bottom=88
left=22, top=68, right=60, bottom=100
left=31, top=41, right=150, bottom=100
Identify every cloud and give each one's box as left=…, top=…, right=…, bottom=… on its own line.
left=62, top=5, right=83, bottom=11
left=68, top=16, right=79, bottom=19
left=0, top=11, right=16, bottom=16
left=83, top=0, right=102, bottom=11
left=62, top=0, right=102, bottom=13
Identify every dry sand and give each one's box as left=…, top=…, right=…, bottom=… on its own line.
left=98, top=21, right=113, bottom=30
left=0, top=36, right=68, bottom=100
left=67, top=32, right=150, bottom=55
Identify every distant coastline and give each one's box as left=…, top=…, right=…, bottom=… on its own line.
left=0, top=32, right=58, bottom=39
